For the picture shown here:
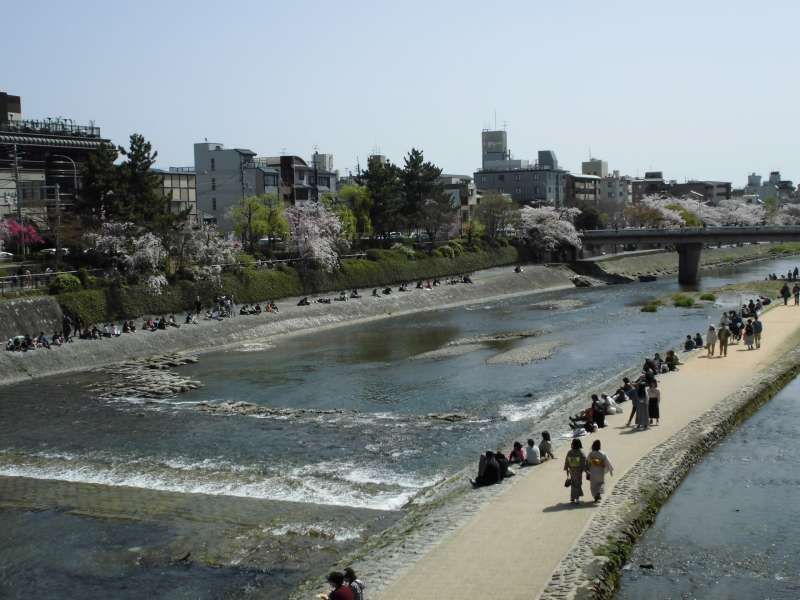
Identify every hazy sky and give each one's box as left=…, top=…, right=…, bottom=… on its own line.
left=4, top=1, right=798, bottom=185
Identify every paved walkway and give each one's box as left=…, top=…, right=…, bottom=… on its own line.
left=377, top=304, right=800, bottom=600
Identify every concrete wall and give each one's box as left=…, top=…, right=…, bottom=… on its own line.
left=0, top=296, right=63, bottom=341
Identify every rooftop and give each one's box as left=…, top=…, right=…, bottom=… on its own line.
left=0, top=117, right=102, bottom=138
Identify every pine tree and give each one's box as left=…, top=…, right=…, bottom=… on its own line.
left=78, top=142, right=119, bottom=226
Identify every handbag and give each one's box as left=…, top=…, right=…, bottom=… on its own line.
left=586, top=472, right=591, bottom=481
left=564, top=478, right=571, bottom=487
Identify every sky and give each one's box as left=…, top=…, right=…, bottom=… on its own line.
left=3, top=0, right=799, bottom=185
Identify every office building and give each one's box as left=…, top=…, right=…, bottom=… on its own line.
left=152, top=168, right=198, bottom=224
left=193, top=142, right=280, bottom=230
left=259, top=154, right=338, bottom=206
left=582, top=158, right=608, bottom=178
left=670, top=180, right=732, bottom=205
left=438, top=173, right=478, bottom=232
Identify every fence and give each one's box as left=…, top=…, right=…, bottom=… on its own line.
left=0, top=268, right=106, bottom=297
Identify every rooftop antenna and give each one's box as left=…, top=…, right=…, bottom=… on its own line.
left=502, top=120, right=508, bottom=131
left=493, top=109, right=497, bottom=130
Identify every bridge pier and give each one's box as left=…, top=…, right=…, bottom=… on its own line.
left=676, top=242, right=702, bottom=285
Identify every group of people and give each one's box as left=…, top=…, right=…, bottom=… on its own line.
left=684, top=302, right=766, bottom=357
left=321, top=567, right=364, bottom=600
left=766, top=266, right=799, bottom=281
left=470, top=432, right=555, bottom=487
left=296, top=275, right=477, bottom=306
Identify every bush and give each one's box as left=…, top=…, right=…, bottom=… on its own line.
left=58, top=289, right=109, bottom=324
left=699, top=292, right=717, bottom=302
left=435, top=246, right=455, bottom=259
left=672, top=293, right=695, bottom=307
left=49, top=273, right=82, bottom=294
left=641, top=304, right=658, bottom=313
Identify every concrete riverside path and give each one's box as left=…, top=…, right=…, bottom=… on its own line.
left=376, top=304, right=800, bottom=600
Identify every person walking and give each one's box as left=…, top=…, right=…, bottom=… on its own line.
left=635, top=382, right=650, bottom=430
left=564, top=439, right=588, bottom=504
left=753, top=315, right=763, bottom=349
left=706, top=325, right=717, bottom=357
left=587, top=440, right=614, bottom=502
left=781, top=282, right=791, bottom=305
left=647, top=380, right=661, bottom=425
left=743, top=319, right=755, bottom=350
left=717, top=323, right=730, bottom=357
left=793, top=284, right=800, bottom=306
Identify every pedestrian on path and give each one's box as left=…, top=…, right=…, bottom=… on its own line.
left=744, top=319, right=755, bottom=350
left=781, top=282, right=791, bottom=305
left=564, top=439, right=588, bottom=504
left=717, top=323, right=730, bottom=357
left=753, top=315, right=763, bottom=349
left=587, top=440, right=614, bottom=503
left=706, top=325, right=717, bottom=357
left=794, top=284, right=800, bottom=306
left=647, top=380, right=661, bottom=425
left=635, top=382, right=650, bottom=430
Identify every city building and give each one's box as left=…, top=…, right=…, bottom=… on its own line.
left=0, top=90, right=111, bottom=222
left=474, top=129, right=567, bottom=206
left=438, top=173, right=478, bottom=232
left=259, top=154, right=338, bottom=206
left=632, top=171, right=667, bottom=202
left=581, top=158, right=608, bottom=178
left=193, top=142, right=280, bottom=230
left=599, top=171, right=633, bottom=222
left=152, top=167, right=198, bottom=224
left=670, top=180, right=732, bottom=205
left=566, top=173, right=601, bottom=207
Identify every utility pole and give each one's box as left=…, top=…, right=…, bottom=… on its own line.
left=54, top=183, right=62, bottom=271
left=12, top=143, right=24, bottom=258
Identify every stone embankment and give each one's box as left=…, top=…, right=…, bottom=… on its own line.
left=583, top=243, right=795, bottom=281
left=0, top=264, right=576, bottom=386
left=88, top=354, right=202, bottom=400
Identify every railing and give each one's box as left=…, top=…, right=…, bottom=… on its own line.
left=0, top=268, right=106, bottom=297
left=0, top=118, right=102, bottom=138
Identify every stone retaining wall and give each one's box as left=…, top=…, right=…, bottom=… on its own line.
left=538, top=338, right=800, bottom=600
left=0, top=295, right=63, bottom=341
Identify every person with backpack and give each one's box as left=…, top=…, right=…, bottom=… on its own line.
left=753, top=315, right=763, bottom=349
left=324, top=571, right=353, bottom=600
left=344, top=568, right=365, bottom=600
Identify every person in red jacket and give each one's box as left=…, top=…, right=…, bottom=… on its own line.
left=324, top=572, right=354, bottom=600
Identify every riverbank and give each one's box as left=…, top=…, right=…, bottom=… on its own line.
left=0, top=264, right=576, bottom=385
left=586, top=243, right=800, bottom=281
left=347, top=303, right=800, bottom=600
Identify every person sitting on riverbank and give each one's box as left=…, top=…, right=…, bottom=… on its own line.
left=684, top=335, right=695, bottom=351
left=508, top=441, right=526, bottom=464
left=36, top=332, right=51, bottom=349
left=336, top=291, right=348, bottom=301
left=298, top=297, right=311, bottom=306
left=350, top=289, right=361, bottom=299
left=495, top=449, right=513, bottom=479
left=514, top=265, right=524, bottom=273
left=524, top=438, right=541, bottom=465
left=382, top=287, right=392, bottom=295
left=539, top=431, right=555, bottom=460
left=652, top=353, right=668, bottom=373
left=323, top=571, right=354, bottom=600
left=665, top=349, right=680, bottom=371
left=372, top=288, right=379, bottom=297
left=470, top=450, right=501, bottom=487
left=463, top=275, right=473, bottom=284
left=693, top=332, right=703, bottom=348
left=268, top=300, right=279, bottom=312
left=591, top=394, right=607, bottom=428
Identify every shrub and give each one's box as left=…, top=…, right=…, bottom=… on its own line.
left=57, top=289, right=109, bottom=324
left=672, top=293, right=695, bottom=307
left=641, top=304, right=658, bottom=312
left=699, top=292, right=717, bottom=302
left=49, top=273, right=82, bottom=294
left=435, top=246, right=455, bottom=259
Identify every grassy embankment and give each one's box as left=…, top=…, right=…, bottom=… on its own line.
left=54, top=243, right=523, bottom=324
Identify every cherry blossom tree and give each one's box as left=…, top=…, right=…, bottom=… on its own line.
left=0, top=218, right=44, bottom=252
left=285, top=203, right=343, bottom=272
left=517, top=206, right=582, bottom=256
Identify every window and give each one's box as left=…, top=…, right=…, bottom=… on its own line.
left=480, top=175, right=486, bottom=183
left=210, top=158, right=215, bottom=171
left=515, top=174, right=520, bottom=182
left=516, top=187, right=522, bottom=194
left=211, top=178, right=216, bottom=191
left=212, top=198, right=217, bottom=211
left=498, top=174, right=505, bottom=182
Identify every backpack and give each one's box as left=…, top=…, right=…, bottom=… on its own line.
left=350, top=580, right=365, bottom=600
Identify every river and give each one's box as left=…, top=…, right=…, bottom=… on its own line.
left=0, top=255, right=797, bottom=599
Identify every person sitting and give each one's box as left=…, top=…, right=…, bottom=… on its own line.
left=102, top=323, right=112, bottom=338
left=168, top=315, right=180, bottom=328
left=336, top=291, right=348, bottom=302
left=91, top=325, right=101, bottom=339
left=372, top=288, right=379, bottom=297
left=523, top=438, right=541, bottom=465
left=462, top=275, right=473, bottom=284
left=471, top=451, right=501, bottom=487
left=760, top=294, right=771, bottom=306
left=425, top=280, right=432, bottom=289
left=37, top=332, right=51, bottom=349
left=601, top=393, right=619, bottom=415
left=350, top=289, right=361, bottom=299
left=495, top=449, right=513, bottom=478
left=432, top=278, right=441, bottom=286
left=508, top=441, right=526, bottom=464
left=569, top=405, right=595, bottom=432
left=693, top=332, right=703, bottom=348
left=269, top=301, right=279, bottom=312
left=239, top=304, right=249, bottom=315
left=416, top=280, right=423, bottom=289
left=156, top=317, right=166, bottom=330
left=665, top=349, right=680, bottom=371
left=539, top=431, right=555, bottom=460
left=127, top=320, right=136, bottom=333
left=298, top=297, right=311, bottom=306
left=398, top=283, right=408, bottom=292
left=684, top=335, right=695, bottom=351
left=123, top=321, right=132, bottom=333
left=112, top=323, right=121, bottom=336
left=254, top=303, right=262, bottom=314
left=755, top=299, right=763, bottom=313
left=591, top=394, right=606, bottom=428
left=514, top=265, right=523, bottom=273
left=382, top=287, right=392, bottom=295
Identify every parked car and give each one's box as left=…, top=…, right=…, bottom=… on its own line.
left=0, top=251, right=13, bottom=260
left=41, top=248, right=70, bottom=256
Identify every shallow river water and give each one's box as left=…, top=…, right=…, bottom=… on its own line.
left=1, top=256, right=797, bottom=598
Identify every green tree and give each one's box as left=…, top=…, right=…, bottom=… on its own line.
left=78, top=142, right=119, bottom=226
left=263, top=193, right=289, bottom=247
left=401, top=148, right=442, bottom=229
left=338, top=184, right=373, bottom=237
left=666, top=204, right=702, bottom=227
left=115, top=134, right=185, bottom=232
left=475, top=193, right=520, bottom=239
left=361, top=155, right=403, bottom=238
left=231, top=195, right=269, bottom=252
left=418, top=192, right=457, bottom=248
left=321, top=192, right=357, bottom=242
left=573, top=205, right=606, bottom=230
left=763, top=197, right=779, bottom=222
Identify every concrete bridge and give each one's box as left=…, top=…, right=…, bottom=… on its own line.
left=580, top=226, right=800, bottom=283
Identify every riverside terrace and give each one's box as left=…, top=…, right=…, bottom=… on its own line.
left=581, top=226, right=800, bottom=284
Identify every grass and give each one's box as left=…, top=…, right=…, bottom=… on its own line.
left=640, top=304, right=658, bottom=313
left=698, top=292, right=717, bottom=301
left=672, top=293, right=695, bottom=307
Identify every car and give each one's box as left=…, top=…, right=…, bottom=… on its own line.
left=0, top=251, right=13, bottom=260
left=41, top=248, right=70, bottom=256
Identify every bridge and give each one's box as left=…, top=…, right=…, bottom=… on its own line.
left=580, top=226, right=800, bottom=284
